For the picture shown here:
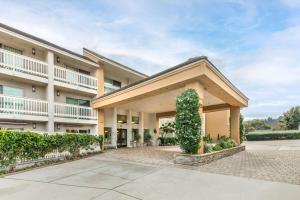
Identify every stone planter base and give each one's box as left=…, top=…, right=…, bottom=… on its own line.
left=174, top=145, right=245, bottom=166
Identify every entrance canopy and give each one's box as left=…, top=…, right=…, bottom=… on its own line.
left=92, top=56, right=248, bottom=114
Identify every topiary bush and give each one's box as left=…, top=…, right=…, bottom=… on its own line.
left=175, top=89, right=201, bottom=154
left=0, top=130, right=103, bottom=169
left=158, top=137, right=178, bottom=146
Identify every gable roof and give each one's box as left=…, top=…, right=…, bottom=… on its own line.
left=83, top=48, right=148, bottom=78
left=0, top=23, right=97, bottom=66
left=94, top=56, right=248, bottom=102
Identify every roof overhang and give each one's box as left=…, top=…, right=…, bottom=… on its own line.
left=0, top=23, right=98, bottom=67
left=92, top=57, right=248, bottom=111
left=83, top=48, right=148, bottom=78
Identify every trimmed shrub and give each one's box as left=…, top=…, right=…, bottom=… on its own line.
left=217, top=136, right=236, bottom=149
left=212, top=144, right=223, bottom=151
left=158, top=137, right=178, bottom=146
left=175, top=89, right=201, bottom=154
left=204, top=142, right=214, bottom=153
left=246, top=130, right=300, bottom=141
left=0, top=130, right=103, bottom=168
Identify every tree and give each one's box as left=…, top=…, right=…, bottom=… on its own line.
left=280, top=106, right=300, bottom=130
left=160, top=122, right=175, bottom=138
left=175, top=89, right=201, bottom=154
left=244, top=119, right=271, bottom=133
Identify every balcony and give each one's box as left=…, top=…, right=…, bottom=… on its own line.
left=0, top=95, right=97, bottom=124
left=54, top=66, right=98, bottom=94
left=0, top=95, right=48, bottom=121
left=0, top=49, right=48, bottom=81
left=54, top=103, right=98, bottom=124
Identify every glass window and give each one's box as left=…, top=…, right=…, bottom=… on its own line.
left=66, top=97, right=90, bottom=107
left=0, top=85, right=23, bottom=97
left=132, top=116, right=139, bottom=124
left=104, top=77, right=121, bottom=94
left=0, top=44, right=23, bottom=55
left=117, top=115, right=127, bottom=124
left=113, top=80, right=121, bottom=88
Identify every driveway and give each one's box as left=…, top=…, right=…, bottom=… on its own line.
left=1, top=142, right=300, bottom=200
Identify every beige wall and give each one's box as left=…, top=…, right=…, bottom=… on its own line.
left=0, top=37, right=47, bottom=61
left=0, top=122, right=46, bottom=132
left=54, top=89, right=93, bottom=103
left=0, top=79, right=46, bottom=100
left=205, top=109, right=230, bottom=142
left=103, top=108, right=156, bottom=131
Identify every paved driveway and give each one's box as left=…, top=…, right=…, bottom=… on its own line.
left=1, top=141, right=300, bottom=200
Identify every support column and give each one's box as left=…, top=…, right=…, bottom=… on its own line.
left=185, top=81, right=205, bottom=154
left=127, top=110, right=132, bottom=147
left=46, top=51, right=54, bottom=133
left=98, top=109, right=104, bottom=135
left=230, top=106, right=240, bottom=144
left=112, top=107, right=118, bottom=148
left=96, top=63, right=104, bottom=97
left=155, top=114, right=160, bottom=135
left=139, top=112, right=144, bottom=145
left=96, top=62, right=105, bottom=148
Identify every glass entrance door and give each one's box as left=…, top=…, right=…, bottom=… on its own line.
left=117, top=129, right=127, bottom=147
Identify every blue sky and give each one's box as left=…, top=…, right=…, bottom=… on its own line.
left=1, top=0, right=300, bottom=119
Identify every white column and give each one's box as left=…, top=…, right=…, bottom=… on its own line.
left=139, top=112, right=144, bottom=145
left=46, top=51, right=54, bottom=133
left=127, top=110, right=132, bottom=147
left=112, top=107, right=118, bottom=148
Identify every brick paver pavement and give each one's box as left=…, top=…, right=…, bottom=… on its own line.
left=193, top=150, right=300, bottom=185
left=100, top=144, right=300, bottom=185
left=101, top=146, right=181, bottom=166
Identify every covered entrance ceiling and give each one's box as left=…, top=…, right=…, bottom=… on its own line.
left=116, top=87, right=225, bottom=113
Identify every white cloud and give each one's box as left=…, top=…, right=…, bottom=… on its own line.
left=1, top=0, right=300, bottom=119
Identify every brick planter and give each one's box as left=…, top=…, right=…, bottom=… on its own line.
left=174, top=145, right=245, bottom=166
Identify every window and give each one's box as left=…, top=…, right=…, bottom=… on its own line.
left=117, top=115, right=127, bottom=124
left=66, top=97, right=90, bottom=107
left=0, top=44, right=23, bottom=55
left=132, top=116, right=139, bottom=124
left=0, top=85, right=23, bottom=97
left=104, top=78, right=122, bottom=94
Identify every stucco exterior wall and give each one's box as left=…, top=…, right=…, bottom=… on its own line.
left=205, top=109, right=230, bottom=142
left=0, top=79, right=46, bottom=100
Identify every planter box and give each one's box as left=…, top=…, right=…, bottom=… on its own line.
left=174, top=145, right=245, bottom=166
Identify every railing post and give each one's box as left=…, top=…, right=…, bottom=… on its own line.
left=77, top=106, right=79, bottom=119
left=13, top=97, right=16, bottom=114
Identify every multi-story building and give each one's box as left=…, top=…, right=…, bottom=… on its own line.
left=0, top=23, right=248, bottom=150
left=0, top=23, right=146, bottom=138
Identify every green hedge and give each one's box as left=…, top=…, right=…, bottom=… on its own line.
left=0, top=130, right=103, bottom=168
left=245, top=130, right=300, bottom=141
left=158, top=137, right=178, bottom=146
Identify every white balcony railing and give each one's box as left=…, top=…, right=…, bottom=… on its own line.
left=54, top=66, right=98, bottom=90
left=0, top=95, right=48, bottom=116
left=54, top=103, right=97, bottom=120
left=0, top=49, right=48, bottom=78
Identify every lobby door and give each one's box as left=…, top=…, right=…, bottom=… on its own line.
left=117, top=129, right=127, bottom=147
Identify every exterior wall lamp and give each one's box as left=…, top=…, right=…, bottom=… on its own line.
left=32, top=48, right=36, bottom=55
left=32, top=85, right=36, bottom=92
left=56, top=56, right=60, bottom=63
left=32, top=122, right=37, bottom=129
left=56, top=90, right=60, bottom=96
